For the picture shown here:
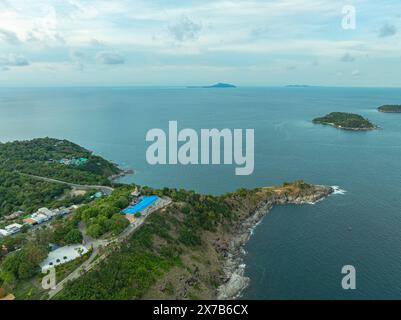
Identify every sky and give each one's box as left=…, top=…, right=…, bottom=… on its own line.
left=0, top=0, right=400, bottom=87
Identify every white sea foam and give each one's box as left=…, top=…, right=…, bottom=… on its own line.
left=331, top=186, right=347, bottom=195
left=249, top=219, right=262, bottom=236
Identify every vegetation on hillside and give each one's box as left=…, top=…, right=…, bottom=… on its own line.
left=73, top=187, right=131, bottom=239
left=0, top=138, right=121, bottom=218
left=57, top=183, right=315, bottom=300
left=0, top=169, right=68, bottom=218
left=58, top=186, right=235, bottom=300
left=313, top=112, right=376, bottom=130
left=0, top=137, right=120, bottom=185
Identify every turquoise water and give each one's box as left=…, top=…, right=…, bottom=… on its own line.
left=1, top=86, right=401, bottom=299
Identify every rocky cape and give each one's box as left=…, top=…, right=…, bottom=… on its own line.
left=216, top=184, right=334, bottom=300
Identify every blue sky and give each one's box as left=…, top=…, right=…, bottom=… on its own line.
left=0, top=0, right=400, bottom=87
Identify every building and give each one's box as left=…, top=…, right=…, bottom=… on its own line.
left=4, top=223, right=23, bottom=235
left=37, top=207, right=53, bottom=217
left=31, top=213, right=49, bottom=224
left=131, top=187, right=141, bottom=197
left=58, top=207, right=70, bottom=216
left=40, top=244, right=89, bottom=272
left=0, top=229, right=9, bottom=237
left=23, top=217, right=38, bottom=226
left=4, top=210, right=23, bottom=221
left=94, top=191, right=103, bottom=198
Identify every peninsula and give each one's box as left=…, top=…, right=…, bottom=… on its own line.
left=378, top=105, right=401, bottom=113
left=0, top=138, right=334, bottom=301
left=313, top=112, right=377, bottom=131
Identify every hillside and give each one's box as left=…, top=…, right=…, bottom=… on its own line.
left=57, top=182, right=332, bottom=300
left=0, top=138, right=121, bottom=218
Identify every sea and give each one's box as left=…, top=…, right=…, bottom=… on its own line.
left=1, top=86, right=401, bottom=299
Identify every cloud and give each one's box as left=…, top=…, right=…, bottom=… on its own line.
left=70, top=49, right=86, bottom=70
left=0, top=54, right=29, bottom=66
left=90, top=38, right=105, bottom=47
left=0, top=28, right=21, bottom=45
left=351, top=69, right=360, bottom=77
left=96, top=51, right=124, bottom=64
left=286, top=65, right=297, bottom=71
left=54, top=33, right=66, bottom=44
left=70, top=50, right=85, bottom=60
left=250, top=26, right=270, bottom=38
left=340, top=53, right=356, bottom=62
left=379, top=23, right=397, bottom=38
left=168, top=17, right=202, bottom=42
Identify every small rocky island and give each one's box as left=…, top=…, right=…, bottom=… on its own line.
left=378, top=105, right=401, bottom=113
left=313, top=112, right=377, bottom=131
left=187, top=83, right=236, bottom=89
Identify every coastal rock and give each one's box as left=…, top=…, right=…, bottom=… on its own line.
left=217, top=184, right=334, bottom=300
left=218, top=265, right=249, bottom=300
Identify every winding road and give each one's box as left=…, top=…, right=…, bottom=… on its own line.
left=19, top=173, right=114, bottom=195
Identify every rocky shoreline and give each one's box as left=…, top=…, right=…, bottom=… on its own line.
left=109, top=168, right=134, bottom=181
left=217, top=184, right=334, bottom=300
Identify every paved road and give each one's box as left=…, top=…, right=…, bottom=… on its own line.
left=20, top=173, right=114, bottom=195
left=47, top=197, right=172, bottom=299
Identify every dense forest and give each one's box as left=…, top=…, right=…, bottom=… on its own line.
left=378, top=105, right=401, bottom=113
left=313, top=112, right=376, bottom=130
left=0, top=138, right=122, bottom=218
left=0, top=137, right=121, bottom=185
left=0, top=169, right=68, bottom=218
left=73, top=187, right=131, bottom=239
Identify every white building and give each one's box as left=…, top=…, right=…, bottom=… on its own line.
left=58, top=208, right=70, bottom=216
left=37, top=207, right=54, bottom=217
left=40, top=244, right=89, bottom=272
left=31, top=213, right=49, bottom=224
left=0, top=229, right=10, bottom=237
left=4, top=223, right=23, bottom=235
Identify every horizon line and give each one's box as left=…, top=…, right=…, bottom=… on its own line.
left=0, top=84, right=400, bottom=89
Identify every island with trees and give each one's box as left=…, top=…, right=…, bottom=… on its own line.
left=378, top=105, right=401, bottom=113
left=313, top=112, right=377, bottom=131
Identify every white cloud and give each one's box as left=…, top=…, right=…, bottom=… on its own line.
left=96, top=51, right=124, bottom=64
left=379, top=23, right=397, bottom=38
left=0, top=53, right=29, bottom=66
left=168, top=17, right=202, bottom=42
left=340, top=53, right=356, bottom=62
left=1, top=0, right=401, bottom=86
left=351, top=69, right=360, bottom=77
left=0, top=28, right=20, bottom=45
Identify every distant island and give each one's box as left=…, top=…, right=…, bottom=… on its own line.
left=187, top=83, right=236, bottom=89
left=313, top=112, right=377, bottom=131
left=378, top=105, right=401, bottom=113
left=286, top=85, right=312, bottom=88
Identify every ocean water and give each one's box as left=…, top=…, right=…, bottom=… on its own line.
left=1, top=86, right=401, bottom=299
